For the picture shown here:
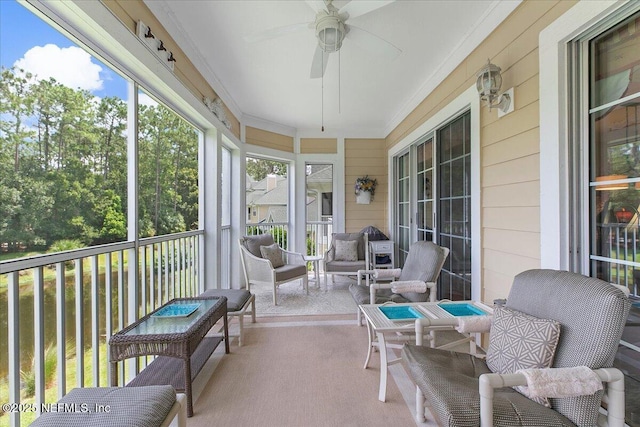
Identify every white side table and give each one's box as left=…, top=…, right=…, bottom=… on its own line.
left=369, top=240, right=395, bottom=270
left=304, top=255, right=323, bottom=288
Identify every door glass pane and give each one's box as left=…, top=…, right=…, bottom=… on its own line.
left=588, top=13, right=640, bottom=424
left=438, top=112, right=471, bottom=300
left=396, top=152, right=411, bottom=265
left=589, top=12, right=640, bottom=295
left=416, top=139, right=434, bottom=245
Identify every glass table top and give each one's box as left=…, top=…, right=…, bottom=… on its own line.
left=124, top=298, right=221, bottom=336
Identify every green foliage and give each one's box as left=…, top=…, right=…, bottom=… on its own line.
left=246, top=158, right=287, bottom=181
left=270, top=226, right=287, bottom=248
left=20, top=345, right=57, bottom=398
left=47, top=239, right=83, bottom=253
left=48, top=239, right=83, bottom=268
left=306, top=236, right=316, bottom=256
left=0, top=66, right=200, bottom=253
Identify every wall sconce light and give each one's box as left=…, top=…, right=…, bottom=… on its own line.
left=476, top=59, right=514, bottom=117
left=595, top=174, right=628, bottom=191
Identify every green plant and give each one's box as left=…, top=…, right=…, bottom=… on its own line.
left=20, top=345, right=57, bottom=398
left=47, top=240, right=83, bottom=269
left=355, top=175, right=377, bottom=198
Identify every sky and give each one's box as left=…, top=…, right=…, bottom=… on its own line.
left=0, top=0, right=154, bottom=104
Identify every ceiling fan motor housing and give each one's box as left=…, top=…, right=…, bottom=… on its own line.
left=315, top=11, right=346, bottom=53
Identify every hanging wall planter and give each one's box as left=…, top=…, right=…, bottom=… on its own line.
left=355, top=176, right=377, bottom=205
left=356, top=191, right=372, bottom=204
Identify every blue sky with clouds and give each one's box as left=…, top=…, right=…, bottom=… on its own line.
left=0, top=0, right=127, bottom=99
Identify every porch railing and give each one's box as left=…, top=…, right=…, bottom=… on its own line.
left=600, top=223, right=640, bottom=297
left=306, top=221, right=332, bottom=258
left=244, top=221, right=333, bottom=262
left=0, top=230, right=203, bottom=427
left=220, top=225, right=231, bottom=288
left=245, top=222, right=289, bottom=251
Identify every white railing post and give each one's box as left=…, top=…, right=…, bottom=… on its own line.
left=75, top=258, right=85, bottom=387
left=117, top=250, right=125, bottom=385
left=34, top=267, right=45, bottom=414
left=141, top=246, right=147, bottom=316
left=8, top=272, right=21, bottom=427
left=105, top=253, right=113, bottom=386
left=91, top=255, right=100, bottom=386
left=56, top=262, right=66, bottom=399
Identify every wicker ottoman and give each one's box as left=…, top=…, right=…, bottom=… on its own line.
left=29, top=385, right=186, bottom=427
left=200, top=289, right=255, bottom=346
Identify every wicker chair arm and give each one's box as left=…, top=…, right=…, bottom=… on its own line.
left=281, top=249, right=306, bottom=265
left=370, top=281, right=437, bottom=304
left=240, top=246, right=275, bottom=279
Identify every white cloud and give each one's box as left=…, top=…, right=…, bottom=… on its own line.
left=14, top=44, right=103, bottom=92
left=138, top=92, right=158, bottom=107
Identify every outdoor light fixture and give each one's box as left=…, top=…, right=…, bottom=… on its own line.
left=595, top=175, right=628, bottom=191
left=316, top=12, right=346, bottom=52
left=476, top=59, right=513, bottom=116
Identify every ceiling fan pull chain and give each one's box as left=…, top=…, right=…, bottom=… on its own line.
left=321, top=50, right=325, bottom=132
left=339, top=49, right=341, bottom=114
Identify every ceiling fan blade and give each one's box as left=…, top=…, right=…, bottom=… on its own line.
left=305, top=0, right=327, bottom=14
left=244, top=22, right=311, bottom=44
left=347, top=25, right=401, bottom=60
left=310, top=46, right=331, bottom=79
left=339, top=0, right=395, bottom=20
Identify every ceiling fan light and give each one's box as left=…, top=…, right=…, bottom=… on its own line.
left=316, top=15, right=345, bottom=52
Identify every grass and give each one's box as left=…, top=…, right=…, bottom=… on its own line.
left=0, top=342, right=111, bottom=427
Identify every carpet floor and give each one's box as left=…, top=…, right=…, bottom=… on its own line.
left=190, top=316, right=418, bottom=427
left=251, top=276, right=359, bottom=317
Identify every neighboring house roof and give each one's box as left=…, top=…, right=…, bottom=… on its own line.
left=252, top=174, right=286, bottom=191
left=264, top=206, right=287, bottom=223
left=307, top=165, right=332, bottom=183
left=254, top=179, right=288, bottom=205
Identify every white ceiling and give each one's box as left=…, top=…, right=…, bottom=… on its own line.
left=144, top=0, right=521, bottom=137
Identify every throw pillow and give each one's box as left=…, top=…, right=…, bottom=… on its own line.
left=334, top=239, right=358, bottom=261
left=244, top=234, right=275, bottom=258
left=486, top=306, right=561, bottom=407
left=260, top=243, right=284, bottom=268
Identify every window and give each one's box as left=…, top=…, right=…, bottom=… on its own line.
left=306, top=163, right=333, bottom=256
left=245, top=156, right=289, bottom=248
left=584, top=11, right=640, bottom=296
left=137, top=89, right=200, bottom=238
left=0, top=1, right=129, bottom=255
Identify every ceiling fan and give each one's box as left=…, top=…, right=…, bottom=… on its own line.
left=245, top=0, right=401, bottom=78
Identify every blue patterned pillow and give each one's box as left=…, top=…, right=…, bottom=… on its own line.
left=486, top=306, right=561, bottom=406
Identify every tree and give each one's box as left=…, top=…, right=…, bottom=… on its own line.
left=246, top=158, right=287, bottom=181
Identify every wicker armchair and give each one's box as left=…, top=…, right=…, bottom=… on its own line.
left=239, top=234, right=308, bottom=305
left=323, top=232, right=369, bottom=285
left=350, top=241, right=449, bottom=325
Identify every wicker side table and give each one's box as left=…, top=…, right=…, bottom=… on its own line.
left=109, top=296, right=229, bottom=417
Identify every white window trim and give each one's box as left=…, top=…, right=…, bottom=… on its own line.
left=539, top=0, right=636, bottom=270
left=388, top=85, right=481, bottom=300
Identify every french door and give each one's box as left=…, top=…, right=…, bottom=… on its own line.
left=395, top=111, right=472, bottom=300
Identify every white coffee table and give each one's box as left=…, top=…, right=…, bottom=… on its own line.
left=359, top=301, right=493, bottom=402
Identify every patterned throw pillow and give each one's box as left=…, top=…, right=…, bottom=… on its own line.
left=260, top=243, right=284, bottom=268
left=334, top=239, right=358, bottom=261
left=486, top=306, right=561, bottom=407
